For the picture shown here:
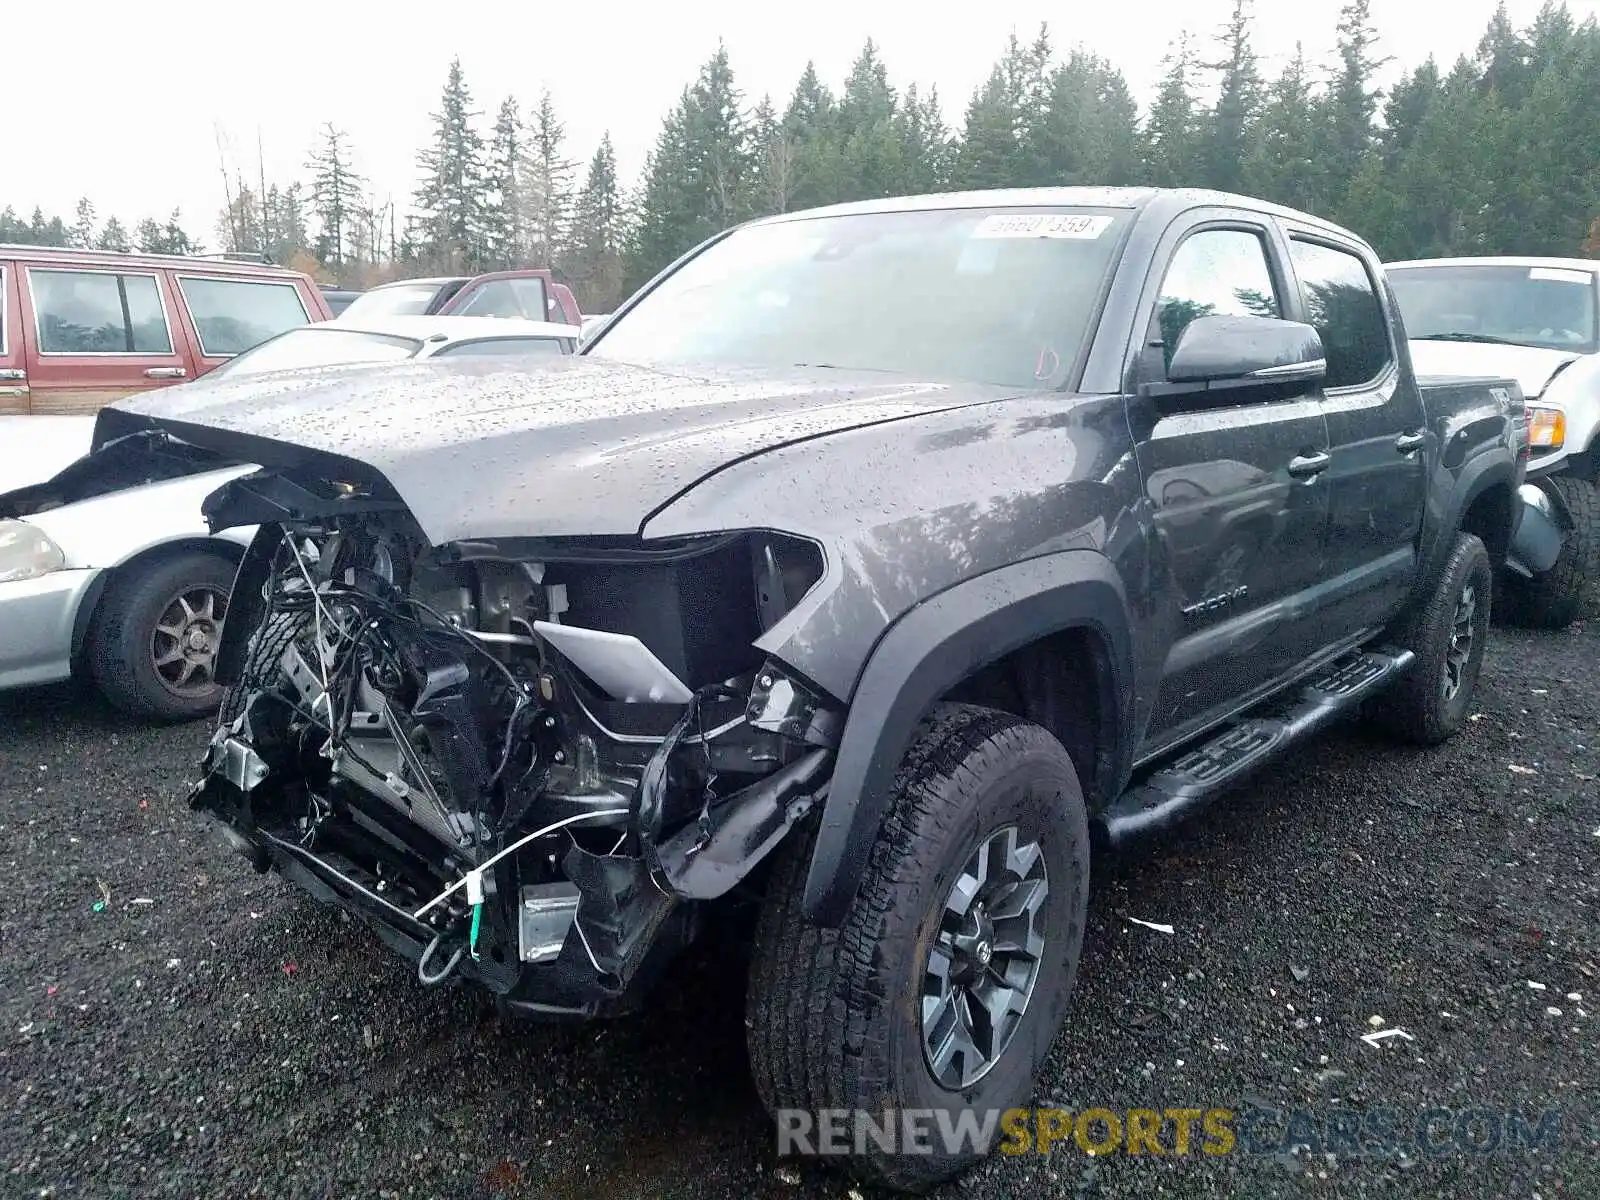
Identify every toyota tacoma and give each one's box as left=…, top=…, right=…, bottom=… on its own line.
left=6, top=188, right=1542, bottom=1191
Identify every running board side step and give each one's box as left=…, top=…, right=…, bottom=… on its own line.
left=1096, top=648, right=1415, bottom=847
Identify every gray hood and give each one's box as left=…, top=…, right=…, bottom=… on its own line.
left=96, top=356, right=1017, bottom=544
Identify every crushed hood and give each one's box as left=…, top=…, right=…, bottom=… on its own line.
left=1408, top=339, right=1582, bottom=400
left=95, top=356, right=1016, bottom=544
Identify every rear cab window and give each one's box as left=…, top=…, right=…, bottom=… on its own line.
left=1287, top=239, right=1393, bottom=388
left=177, top=275, right=312, bottom=363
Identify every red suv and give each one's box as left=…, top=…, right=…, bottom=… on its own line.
left=0, top=246, right=331, bottom=415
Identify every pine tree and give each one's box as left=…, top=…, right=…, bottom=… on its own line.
left=267, top=184, right=312, bottom=265
left=135, top=217, right=164, bottom=253
left=524, top=91, right=576, bottom=269
left=895, top=84, right=953, bottom=194
left=306, top=124, right=365, bottom=268
left=485, top=97, right=524, bottom=268
left=1243, top=44, right=1322, bottom=211
left=96, top=216, right=132, bottom=253
left=1030, top=50, right=1142, bottom=187
left=161, top=209, right=200, bottom=255
left=413, top=58, right=490, bottom=272
left=1320, top=0, right=1390, bottom=224
left=70, top=198, right=97, bottom=249
left=1201, top=0, right=1262, bottom=192
left=747, top=95, right=797, bottom=215
left=625, top=44, right=751, bottom=288
left=954, top=33, right=1048, bottom=189
left=568, top=134, right=627, bottom=310
left=1476, top=1, right=1532, bottom=105
left=783, top=62, right=842, bottom=210
left=28, top=207, right=68, bottom=246
left=833, top=40, right=904, bottom=201
left=1143, top=34, right=1202, bottom=187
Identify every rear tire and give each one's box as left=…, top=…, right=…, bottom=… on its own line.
left=1499, top=475, right=1598, bottom=630
left=1368, top=531, right=1492, bottom=745
left=87, top=552, right=237, bottom=723
left=746, top=704, right=1091, bottom=1192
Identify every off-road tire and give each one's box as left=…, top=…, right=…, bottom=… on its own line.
left=1368, top=531, right=1492, bottom=745
left=86, top=552, right=237, bottom=723
left=746, top=704, right=1091, bottom=1193
left=1499, top=475, right=1599, bottom=630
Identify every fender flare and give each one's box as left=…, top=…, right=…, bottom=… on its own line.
left=800, top=550, right=1136, bottom=926
left=1417, top=454, right=1517, bottom=600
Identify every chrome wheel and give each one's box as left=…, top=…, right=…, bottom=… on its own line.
left=152, top=585, right=227, bottom=697
left=1442, top=581, right=1476, bottom=702
left=921, top=825, right=1049, bottom=1090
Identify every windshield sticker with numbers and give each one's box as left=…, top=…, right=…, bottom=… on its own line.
left=972, top=213, right=1115, bottom=240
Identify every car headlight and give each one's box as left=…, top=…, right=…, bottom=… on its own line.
left=1526, top=406, right=1566, bottom=451
left=0, top=518, right=67, bottom=583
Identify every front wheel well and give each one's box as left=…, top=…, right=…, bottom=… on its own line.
left=1460, top=482, right=1513, bottom=568
left=939, top=626, right=1116, bottom=810
left=71, top=539, right=244, bottom=667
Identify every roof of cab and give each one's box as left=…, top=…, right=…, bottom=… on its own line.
left=750, top=186, right=1363, bottom=240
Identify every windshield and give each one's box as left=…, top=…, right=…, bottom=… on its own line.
left=1389, top=264, right=1598, bottom=354
left=589, top=206, right=1132, bottom=388
left=338, top=282, right=448, bottom=321
left=209, top=327, right=423, bottom=378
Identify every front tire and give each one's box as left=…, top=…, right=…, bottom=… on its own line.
left=746, top=704, right=1091, bottom=1192
left=1499, top=474, right=1598, bottom=630
left=87, top=551, right=237, bottom=722
left=1369, top=531, right=1492, bottom=745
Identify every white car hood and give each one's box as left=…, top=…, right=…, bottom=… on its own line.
left=1408, top=339, right=1582, bottom=400
left=0, top=416, right=96, bottom=491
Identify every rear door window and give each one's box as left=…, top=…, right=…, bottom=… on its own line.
left=1288, top=239, right=1393, bottom=388
left=452, top=277, right=550, bottom=319
left=29, top=268, right=174, bottom=354
left=177, top=276, right=311, bottom=357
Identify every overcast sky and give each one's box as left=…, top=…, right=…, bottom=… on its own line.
left=11, top=0, right=1596, bottom=236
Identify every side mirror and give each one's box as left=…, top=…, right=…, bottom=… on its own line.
left=1150, top=315, right=1326, bottom=404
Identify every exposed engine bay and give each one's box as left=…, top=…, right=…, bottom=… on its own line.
left=195, top=501, right=840, bottom=1016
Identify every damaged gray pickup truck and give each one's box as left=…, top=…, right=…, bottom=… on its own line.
left=8, top=188, right=1547, bottom=1190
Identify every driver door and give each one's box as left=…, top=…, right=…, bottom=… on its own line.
left=1129, top=217, right=1332, bottom=749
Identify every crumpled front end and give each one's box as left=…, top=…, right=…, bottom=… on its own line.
left=192, top=470, right=840, bottom=1016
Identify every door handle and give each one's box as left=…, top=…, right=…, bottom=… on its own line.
left=1395, top=431, right=1426, bottom=453
left=0, top=367, right=25, bottom=381
left=1287, top=451, right=1331, bottom=478
left=144, top=366, right=187, bottom=380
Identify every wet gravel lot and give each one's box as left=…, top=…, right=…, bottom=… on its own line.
left=2, top=614, right=1597, bottom=1200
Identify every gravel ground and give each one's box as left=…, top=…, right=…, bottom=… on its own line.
left=2, top=614, right=1597, bottom=1200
